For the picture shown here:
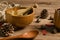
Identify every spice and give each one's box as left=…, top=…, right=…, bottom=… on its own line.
left=35, top=18, right=40, bottom=23
left=0, top=23, right=14, bottom=37
left=40, top=9, right=48, bottom=19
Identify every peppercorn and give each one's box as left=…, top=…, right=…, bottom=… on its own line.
left=35, top=18, right=40, bottom=23
left=0, top=23, right=14, bottom=37
left=48, top=16, right=53, bottom=20
left=40, top=9, right=48, bottom=19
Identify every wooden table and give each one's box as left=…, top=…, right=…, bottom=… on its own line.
left=13, top=18, right=60, bottom=40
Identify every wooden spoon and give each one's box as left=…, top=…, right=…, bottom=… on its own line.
left=0, top=30, right=39, bottom=40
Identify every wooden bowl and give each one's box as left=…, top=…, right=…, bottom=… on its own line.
left=5, top=7, right=34, bottom=28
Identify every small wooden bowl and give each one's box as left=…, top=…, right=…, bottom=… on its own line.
left=5, top=7, right=34, bottom=28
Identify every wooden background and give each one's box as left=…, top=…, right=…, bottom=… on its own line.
left=0, top=0, right=60, bottom=4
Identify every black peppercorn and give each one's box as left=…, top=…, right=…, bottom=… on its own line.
left=40, top=9, right=48, bottom=19
left=0, top=23, right=14, bottom=37
left=48, top=16, right=53, bottom=20
left=35, top=18, right=40, bottom=23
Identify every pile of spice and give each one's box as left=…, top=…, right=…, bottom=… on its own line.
left=0, top=23, right=14, bottom=37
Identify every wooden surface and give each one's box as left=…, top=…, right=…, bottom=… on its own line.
left=0, top=0, right=60, bottom=4
left=25, top=18, right=60, bottom=40
left=0, top=18, right=60, bottom=40
left=0, top=1, right=60, bottom=39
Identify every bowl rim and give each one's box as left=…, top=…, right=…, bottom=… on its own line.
left=5, top=7, right=34, bottom=17
left=5, top=12, right=34, bottom=17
